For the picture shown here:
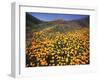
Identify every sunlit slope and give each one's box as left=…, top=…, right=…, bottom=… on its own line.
left=26, top=26, right=89, bottom=67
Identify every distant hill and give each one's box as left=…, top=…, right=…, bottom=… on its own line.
left=26, top=13, right=89, bottom=47
left=26, top=13, right=89, bottom=35
left=26, top=13, right=89, bottom=30
left=26, top=12, right=42, bottom=26
left=33, top=17, right=89, bottom=33
left=50, top=16, right=89, bottom=27
left=75, top=16, right=89, bottom=27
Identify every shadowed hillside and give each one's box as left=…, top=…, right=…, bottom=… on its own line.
left=75, top=16, right=89, bottom=27
left=26, top=12, right=42, bottom=26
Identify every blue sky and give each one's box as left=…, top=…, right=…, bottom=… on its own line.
left=28, top=12, right=89, bottom=21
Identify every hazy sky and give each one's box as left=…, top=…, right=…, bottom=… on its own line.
left=28, top=12, right=89, bottom=21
